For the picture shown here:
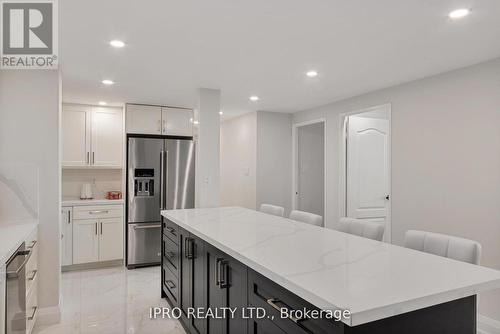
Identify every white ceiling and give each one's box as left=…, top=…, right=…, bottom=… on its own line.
left=61, top=0, right=500, bottom=117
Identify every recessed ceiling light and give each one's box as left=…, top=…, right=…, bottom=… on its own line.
left=219, top=111, right=223, bottom=115
left=102, top=79, right=114, bottom=85
left=249, top=95, right=260, bottom=102
left=98, top=101, right=107, bottom=106
left=306, top=70, right=318, bottom=77
left=448, top=8, right=470, bottom=19
left=110, top=40, right=125, bottom=48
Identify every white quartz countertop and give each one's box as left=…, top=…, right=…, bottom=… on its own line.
left=0, top=220, right=38, bottom=264
left=62, top=197, right=124, bottom=207
left=161, top=207, right=500, bottom=326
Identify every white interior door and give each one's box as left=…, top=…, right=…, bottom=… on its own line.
left=296, top=122, right=325, bottom=218
left=347, top=115, right=390, bottom=225
left=91, top=107, right=123, bottom=167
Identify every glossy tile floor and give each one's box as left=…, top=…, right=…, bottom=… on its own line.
left=33, top=266, right=186, bottom=334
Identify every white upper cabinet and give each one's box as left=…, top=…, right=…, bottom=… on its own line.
left=62, top=104, right=123, bottom=168
left=161, top=107, right=193, bottom=136
left=92, top=107, right=123, bottom=167
left=126, top=103, right=193, bottom=136
left=62, top=104, right=91, bottom=166
left=126, top=104, right=162, bottom=135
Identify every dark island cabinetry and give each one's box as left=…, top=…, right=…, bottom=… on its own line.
left=161, top=218, right=476, bottom=334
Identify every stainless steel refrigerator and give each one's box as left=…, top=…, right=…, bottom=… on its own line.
left=126, top=137, right=195, bottom=268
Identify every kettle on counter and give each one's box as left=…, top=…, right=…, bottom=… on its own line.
left=80, top=183, right=94, bottom=200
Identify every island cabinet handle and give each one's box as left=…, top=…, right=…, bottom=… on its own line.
left=166, top=226, right=176, bottom=235
left=184, top=237, right=194, bottom=259
left=165, top=280, right=176, bottom=289
left=215, top=258, right=228, bottom=289
left=266, top=298, right=303, bottom=324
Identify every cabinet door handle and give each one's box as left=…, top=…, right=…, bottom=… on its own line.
left=28, top=269, right=38, bottom=281
left=27, top=306, right=38, bottom=321
left=68, top=211, right=71, bottom=224
left=166, top=226, right=176, bottom=235
left=184, top=237, right=194, bottom=259
left=86, top=152, right=89, bottom=164
left=216, top=258, right=228, bottom=289
left=27, top=240, right=37, bottom=249
left=215, top=258, right=220, bottom=286
left=266, top=298, right=303, bottom=323
left=95, top=223, right=98, bottom=235
left=165, top=280, right=176, bottom=289
left=92, top=152, right=95, bottom=164
left=88, top=210, right=109, bottom=214
left=100, top=222, right=103, bottom=235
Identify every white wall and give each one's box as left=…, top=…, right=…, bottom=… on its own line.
left=0, top=71, right=61, bottom=314
left=220, top=112, right=257, bottom=209
left=256, top=112, right=293, bottom=214
left=220, top=111, right=292, bottom=213
left=195, top=88, right=221, bottom=208
left=293, top=57, right=500, bottom=321
left=296, top=122, right=324, bottom=217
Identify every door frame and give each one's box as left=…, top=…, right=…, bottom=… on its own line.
left=338, top=103, right=392, bottom=242
left=292, top=118, right=327, bottom=223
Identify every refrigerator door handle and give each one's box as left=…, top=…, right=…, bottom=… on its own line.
left=160, top=150, right=165, bottom=210
left=165, top=150, right=169, bottom=209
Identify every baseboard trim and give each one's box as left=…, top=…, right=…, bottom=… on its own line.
left=478, top=314, right=500, bottom=334
left=61, top=259, right=123, bottom=272
left=36, top=304, right=61, bottom=326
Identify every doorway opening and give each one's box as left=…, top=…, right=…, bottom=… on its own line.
left=339, top=104, right=391, bottom=242
left=292, top=119, right=326, bottom=225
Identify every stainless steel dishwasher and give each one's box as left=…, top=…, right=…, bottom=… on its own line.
left=5, top=243, right=31, bottom=334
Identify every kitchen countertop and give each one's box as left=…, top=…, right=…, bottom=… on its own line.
left=161, top=207, right=500, bottom=326
left=0, top=220, right=38, bottom=264
left=62, top=197, right=124, bottom=207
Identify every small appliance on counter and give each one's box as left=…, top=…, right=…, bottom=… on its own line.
left=80, top=183, right=94, bottom=200
left=106, top=191, right=122, bottom=200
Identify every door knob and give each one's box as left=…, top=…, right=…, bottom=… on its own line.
left=385, top=195, right=390, bottom=200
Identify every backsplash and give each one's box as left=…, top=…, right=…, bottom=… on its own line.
left=62, top=169, right=123, bottom=199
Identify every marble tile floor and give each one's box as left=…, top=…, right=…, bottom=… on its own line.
left=33, top=266, right=186, bottom=334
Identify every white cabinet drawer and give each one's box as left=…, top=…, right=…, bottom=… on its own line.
left=26, top=282, right=38, bottom=334
left=26, top=241, right=38, bottom=297
left=73, top=205, right=123, bottom=220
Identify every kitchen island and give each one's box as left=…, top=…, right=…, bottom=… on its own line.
left=161, top=207, right=500, bottom=334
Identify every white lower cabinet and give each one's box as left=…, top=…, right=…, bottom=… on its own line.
left=98, top=218, right=123, bottom=261
left=73, top=219, right=100, bottom=264
left=70, top=204, right=124, bottom=265
left=25, top=228, right=38, bottom=334
left=61, top=207, right=73, bottom=266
